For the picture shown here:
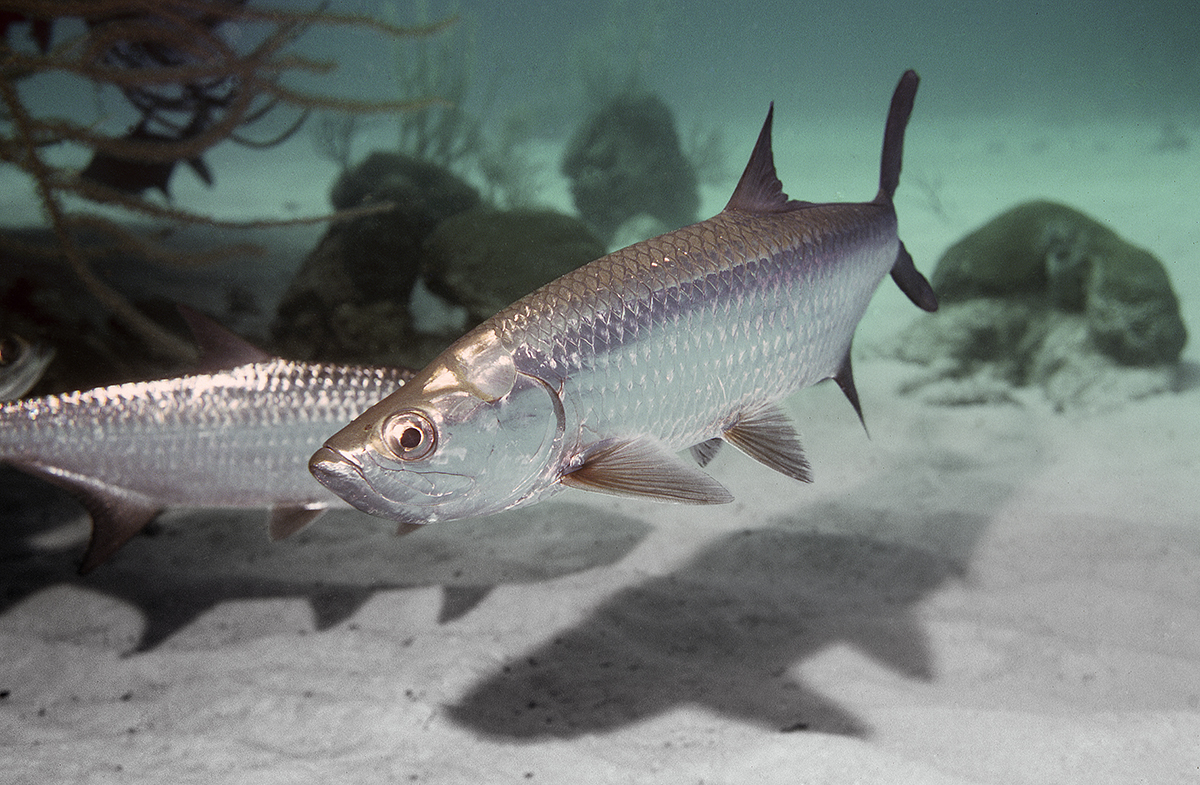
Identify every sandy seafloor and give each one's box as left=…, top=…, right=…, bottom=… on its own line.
left=2, top=107, right=1200, bottom=784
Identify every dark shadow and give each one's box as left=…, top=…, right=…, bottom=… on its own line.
left=445, top=416, right=1030, bottom=741
left=1173, top=360, right=1200, bottom=393
left=448, top=504, right=992, bottom=740
left=0, top=468, right=650, bottom=653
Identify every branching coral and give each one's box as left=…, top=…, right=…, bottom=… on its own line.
left=0, top=0, right=451, bottom=361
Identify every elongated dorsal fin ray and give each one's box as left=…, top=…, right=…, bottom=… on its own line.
left=722, top=403, right=812, bottom=483
left=177, top=304, right=272, bottom=373
left=268, top=504, right=327, bottom=541
left=561, top=438, right=733, bottom=504
left=724, top=103, right=804, bottom=214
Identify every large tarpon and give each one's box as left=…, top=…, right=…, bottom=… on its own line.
left=310, top=70, right=938, bottom=525
left=0, top=308, right=411, bottom=573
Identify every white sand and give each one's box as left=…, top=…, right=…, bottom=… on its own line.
left=2, top=111, right=1199, bottom=784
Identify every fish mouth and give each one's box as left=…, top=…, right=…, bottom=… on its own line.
left=308, top=446, right=425, bottom=525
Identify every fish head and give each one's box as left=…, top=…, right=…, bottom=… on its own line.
left=310, top=328, right=564, bottom=525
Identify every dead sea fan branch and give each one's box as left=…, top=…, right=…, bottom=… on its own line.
left=0, top=0, right=450, bottom=361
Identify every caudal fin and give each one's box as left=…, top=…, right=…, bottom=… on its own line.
left=876, top=69, right=919, bottom=204
left=877, top=70, right=938, bottom=313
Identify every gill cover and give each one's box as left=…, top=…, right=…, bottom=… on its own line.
left=311, top=329, right=565, bottom=523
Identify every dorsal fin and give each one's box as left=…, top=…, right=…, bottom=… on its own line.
left=176, top=304, right=272, bottom=373
left=724, top=103, right=803, bottom=214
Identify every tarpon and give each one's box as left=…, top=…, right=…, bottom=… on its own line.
left=310, top=70, right=937, bottom=525
left=0, top=308, right=411, bottom=573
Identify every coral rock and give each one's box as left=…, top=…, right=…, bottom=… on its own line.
left=422, top=208, right=606, bottom=325
left=271, top=153, right=480, bottom=367
left=561, top=93, right=699, bottom=244
left=886, top=201, right=1187, bottom=412
left=930, top=201, right=1186, bottom=365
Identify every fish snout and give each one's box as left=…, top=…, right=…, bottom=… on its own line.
left=308, top=445, right=430, bottom=525
left=309, top=446, right=372, bottom=506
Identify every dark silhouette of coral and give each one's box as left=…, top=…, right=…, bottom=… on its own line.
left=422, top=208, right=606, bottom=325
left=270, top=152, right=481, bottom=369
left=0, top=0, right=451, bottom=369
left=561, top=92, right=699, bottom=245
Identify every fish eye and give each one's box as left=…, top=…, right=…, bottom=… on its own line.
left=381, top=410, right=438, bottom=461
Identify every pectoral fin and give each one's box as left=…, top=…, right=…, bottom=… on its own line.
left=561, top=438, right=733, bottom=504
left=722, top=403, right=813, bottom=483
left=268, top=504, right=327, bottom=541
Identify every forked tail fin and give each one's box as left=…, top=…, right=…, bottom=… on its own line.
left=878, top=70, right=938, bottom=312
left=876, top=69, right=919, bottom=204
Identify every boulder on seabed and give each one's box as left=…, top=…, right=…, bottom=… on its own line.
left=422, top=208, right=606, bottom=327
left=270, top=152, right=481, bottom=369
left=887, top=200, right=1188, bottom=412
left=561, top=92, right=699, bottom=246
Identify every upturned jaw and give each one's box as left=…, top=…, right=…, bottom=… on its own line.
left=308, top=446, right=424, bottom=525
left=309, top=445, right=372, bottom=509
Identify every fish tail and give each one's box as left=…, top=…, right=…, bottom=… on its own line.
left=876, top=69, right=919, bottom=205
left=879, top=70, right=938, bottom=313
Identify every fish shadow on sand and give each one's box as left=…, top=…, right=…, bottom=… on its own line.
left=0, top=468, right=650, bottom=653
left=447, top=503, right=990, bottom=739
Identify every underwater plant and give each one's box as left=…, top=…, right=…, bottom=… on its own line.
left=389, top=4, right=539, bottom=208
left=0, top=0, right=450, bottom=363
left=392, top=3, right=482, bottom=170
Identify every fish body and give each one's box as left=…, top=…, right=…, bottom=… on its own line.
left=311, top=71, right=937, bottom=526
left=0, top=309, right=410, bottom=572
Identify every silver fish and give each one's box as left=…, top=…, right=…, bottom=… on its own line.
left=0, top=307, right=411, bottom=573
left=310, top=71, right=937, bottom=526
left=0, top=334, right=55, bottom=401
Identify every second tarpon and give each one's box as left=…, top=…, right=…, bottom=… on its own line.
left=1, top=308, right=411, bottom=572
left=310, top=70, right=938, bottom=525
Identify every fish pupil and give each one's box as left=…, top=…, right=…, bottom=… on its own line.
left=400, top=426, right=423, bottom=450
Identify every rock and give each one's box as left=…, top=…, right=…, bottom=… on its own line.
left=886, top=298, right=1051, bottom=384
left=1084, top=241, right=1186, bottom=365
left=1028, top=318, right=1178, bottom=412
left=929, top=201, right=1186, bottom=365
left=422, top=208, right=605, bottom=325
left=270, top=153, right=480, bottom=367
left=561, top=92, right=698, bottom=244
left=884, top=200, right=1187, bottom=411
left=886, top=298, right=1179, bottom=413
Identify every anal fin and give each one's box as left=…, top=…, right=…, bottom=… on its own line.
left=17, top=464, right=164, bottom=574
left=268, top=504, right=327, bottom=541
left=561, top=438, right=733, bottom=505
left=722, top=403, right=812, bottom=483
left=833, top=347, right=868, bottom=435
